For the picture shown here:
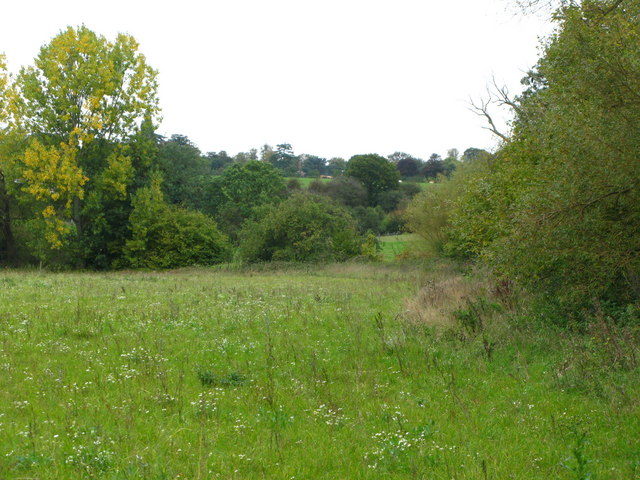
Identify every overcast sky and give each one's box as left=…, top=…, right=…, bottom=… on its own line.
left=2, top=0, right=553, bottom=160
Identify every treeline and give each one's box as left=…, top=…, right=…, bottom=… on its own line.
left=205, top=143, right=482, bottom=181
left=0, top=26, right=485, bottom=269
left=406, top=0, right=640, bottom=322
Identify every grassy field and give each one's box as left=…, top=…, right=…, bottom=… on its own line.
left=379, top=234, right=421, bottom=261
left=0, top=264, right=638, bottom=479
left=285, top=177, right=332, bottom=188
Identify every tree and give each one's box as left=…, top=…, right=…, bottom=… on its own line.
left=327, top=157, right=346, bottom=177
left=324, top=176, right=368, bottom=207
left=405, top=156, right=490, bottom=256
left=448, top=0, right=640, bottom=316
left=268, top=143, right=298, bottom=176
left=445, top=148, right=459, bottom=161
left=0, top=54, right=7, bottom=122
left=396, top=156, right=421, bottom=177
left=301, top=154, right=327, bottom=177
left=345, top=154, right=399, bottom=205
left=260, top=144, right=275, bottom=163
left=9, top=26, right=159, bottom=261
left=207, top=160, right=286, bottom=238
left=422, top=154, right=445, bottom=179
left=461, top=148, right=490, bottom=162
left=157, top=134, right=208, bottom=207
left=0, top=55, right=14, bottom=262
left=207, top=151, right=232, bottom=173
left=233, top=149, right=258, bottom=163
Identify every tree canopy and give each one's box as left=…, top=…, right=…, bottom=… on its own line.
left=345, top=154, right=399, bottom=205
left=7, top=26, right=160, bottom=263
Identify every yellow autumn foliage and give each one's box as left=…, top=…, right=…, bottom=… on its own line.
left=22, top=140, right=87, bottom=208
left=8, top=26, right=160, bottom=252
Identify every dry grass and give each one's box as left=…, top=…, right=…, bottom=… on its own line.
left=404, top=269, right=489, bottom=327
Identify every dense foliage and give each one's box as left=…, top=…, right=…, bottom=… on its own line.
left=407, top=0, right=640, bottom=319
left=0, top=26, right=449, bottom=269
left=122, top=176, right=230, bottom=269
left=238, top=193, right=363, bottom=262
left=345, top=154, right=400, bottom=205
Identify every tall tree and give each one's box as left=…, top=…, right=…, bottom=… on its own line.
left=327, top=157, right=346, bottom=177
left=396, top=156, right=421, bottom=177
left=9, top=26, right=159, bottom=260
left=207, top=160, right=287, bottom=238
left=422, top=153, right=445, bottom=179
left=206, top=151, right=232, bottom=173
left=301, top=154, right=327, bottom=177
left=157, top=134, right=208, bottom=207
left=269, top=143, right=298, bottom=176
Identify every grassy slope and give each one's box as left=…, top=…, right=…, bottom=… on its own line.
left=0, top=265, right=637, bottom=479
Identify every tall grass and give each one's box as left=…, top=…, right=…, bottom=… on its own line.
left=0, top=264, right=637, bottom=478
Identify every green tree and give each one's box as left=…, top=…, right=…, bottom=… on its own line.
left=157, top=134, right=208, bottom=207
left=327, top=157, right=346, bottom=177
left=345, top=154, right=399, bottom=205
left=422, top=153, right=445, bottom=179
left=396, top=156, right=421, bottom=178
left=206, top=150, right=232, bottom=173
left=0, top=54, right=15, bottom=262
left=207, top=160, right=286, bottom=238
left=461, top=147, right=491, bottom=162
left=268, top=143, right=298, bottom=176
left=324, top=176, right=368, bottom=207
left=301, top=154, right=327, bottom=177
left=405, top=157, right=490, bottom=256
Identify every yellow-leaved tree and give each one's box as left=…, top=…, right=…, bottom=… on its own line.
left=8, top=26, right=159, bottom=261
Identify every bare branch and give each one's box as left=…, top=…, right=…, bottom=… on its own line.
left=469, top=92, right=509, bottom=143
left=490, top=76, right=524, bottom=117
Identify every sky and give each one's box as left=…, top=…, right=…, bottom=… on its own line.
left=1, top=0, right=554, bottom=160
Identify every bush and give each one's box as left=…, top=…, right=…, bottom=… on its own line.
left=351, top=206, right=385, bottom=234
left=324, top=176, right=368, bottom=207
left=404, top=159, right=489, bottom=257
left=381, top=211, right=406, bottom=235
left=122, top=177, right=231, bottom=269
left=238, top=193, right=362, bottom=263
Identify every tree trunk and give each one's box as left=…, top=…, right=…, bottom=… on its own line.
left=0, top=170, right=17, bottom=264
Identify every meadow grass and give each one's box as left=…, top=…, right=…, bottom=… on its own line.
left=378, top=234, right=423, bottom=262
left=284, top=177, right=332, bottom=188
left=0, top=264, right=638, bottom=479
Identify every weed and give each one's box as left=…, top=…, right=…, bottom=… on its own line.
left=196, top=368, right=247, bottom=388
left=561, top=427, right=593, bottom=480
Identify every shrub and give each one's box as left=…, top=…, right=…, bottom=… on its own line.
left=238, top=193, right=362, bottom=263
left=122, top=176, right=231, bottom=269
left=351, top=206, right=385, bottom=234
